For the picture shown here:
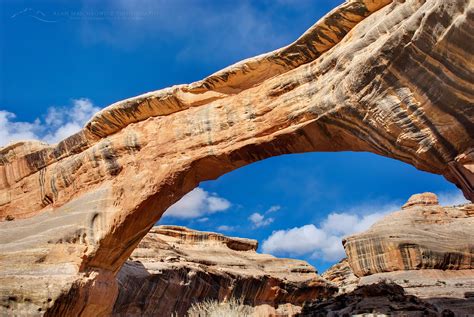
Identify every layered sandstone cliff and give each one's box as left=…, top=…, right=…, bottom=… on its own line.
left=321, top=258, right=359, bottom=294
left=0, top=0, right=473, bottom=315
left=319, top=259, right=474, bottom=316
left=307, top=193, right=474, bottom=316
left=343, top=193, right=474, bottom=277
left=113, top=226, right=336, bottom=316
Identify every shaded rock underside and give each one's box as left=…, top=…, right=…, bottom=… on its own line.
left=0, top=0, right=473, bottom=315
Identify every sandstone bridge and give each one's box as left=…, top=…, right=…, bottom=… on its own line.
left=0, top=0, right=472, bottom=315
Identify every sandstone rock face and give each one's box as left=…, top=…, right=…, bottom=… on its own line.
left=299, top=282, right=443, bottom=317
left=359, top=270, right=474, bottom=315
left=319, top=197, right=474, bottom=316
left=321, top=259, right=474, bottom=316
left=0, top=0, right=473, bottom=315
left=401, top=192, right=439, bottom=209
left=113, top=226, right=336, bottom=316
left=343, top=193, right=474, bottom=277
left=321, top=258, right=359, bottom=294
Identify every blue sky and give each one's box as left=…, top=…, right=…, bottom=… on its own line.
left=0, top=0, right=468, bottom=272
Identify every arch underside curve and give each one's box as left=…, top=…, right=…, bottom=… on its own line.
left=0, top=0, right=472, bottom=315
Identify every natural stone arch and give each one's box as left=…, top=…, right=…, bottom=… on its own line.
left=0, top=0, right=472, bottom=315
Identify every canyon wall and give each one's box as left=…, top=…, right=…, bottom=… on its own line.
left=343, top=193, right=474, bottom=277
left=113, top=226, right=336, bottom=316
left=0, top=0, right=473, bottom=315
left=324, top=193, right=474, bottom=316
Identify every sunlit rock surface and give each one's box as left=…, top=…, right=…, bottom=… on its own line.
left=0, top=0, right=473, bottom=315
left=113, top=226, right=336, bottom=316
left=343, top=193, right=474, bottom=276
left=326, top=193, right=474, bottom=316
left=321, top=258, right=359, bottom=294
left=299, top=282, right=442, bottom=317
left=359, top=270, right=474, bottom=315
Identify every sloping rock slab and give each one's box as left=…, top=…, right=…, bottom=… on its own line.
left=113, top=226, right=337, bottom=316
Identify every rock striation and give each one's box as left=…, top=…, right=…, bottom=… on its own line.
left=321, top=258, right=359, bottom=294
left=113, top=226, right=336, bottom=316
left=299, top=282, right=442, bottom=317
left=320, top=193, right=474, bottom=316
left=321, top=258, right=474, bottom=316
left=343, top=193, right=474, bottom=277
left=0, top=0, right=473, bottom=315
left=359, top=269, right=474, bottom=315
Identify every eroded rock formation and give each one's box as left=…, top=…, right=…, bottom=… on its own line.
left=359, top=270, right=474, bottom=315
left=321, top=258, right=474, bottom=316
left=322, top=193, right=474, bottom=315
left=113, top=226, right=336, bottom=316
left=343, top=193, right=474, bottom=277
left=0, top=0, right=473, bottom=315
left=299, top=282, right=443, bottom=317
left=321, top=258, right=359, bottom=294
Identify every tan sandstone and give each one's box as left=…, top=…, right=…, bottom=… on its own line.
left=318, top=195, right=474, bottom=315
left=0, top=0, right=473, bottom=315
left=343, top=193, right=474, bottom=277
left=113, top=226, right=336, bottom=316
left=321, top=258, right=359, bottom=294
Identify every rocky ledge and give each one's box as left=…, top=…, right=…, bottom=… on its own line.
left=309, top=193, right=474, bottom=316
left=113, top=226, right=336, bottom=316
left=319, top=259, right=474, bottom=316
left=0, top=0, right=472, bottom=313
left=344, top=192, right=474, bottom=276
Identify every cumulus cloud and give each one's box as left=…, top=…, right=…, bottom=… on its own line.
left=249, top=212, right=274, bottom=228
left=42, top=99, right=100, bottom=143
left=0, top=111, right=42, bottom=145
left=164, top=188, right=231, bottom=219
left=261, top=202, right=399, bottom=262
left=247, top=205, right=280, bottom=228
left=0, top=98, right=100, bottom=147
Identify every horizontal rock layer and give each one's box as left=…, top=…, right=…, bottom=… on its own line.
left=113, top=226, right=336, bottom=316
left=359, top=269, right=474, bottom=315
left=321, top=258, right=359, bottom=294
left=299, top=278, right=474, bottom=317
left=344, top=193, right=474, bottom=277
left=0, top=0, right=473, bottom=315
left=320, top=253, right=474, bottom=316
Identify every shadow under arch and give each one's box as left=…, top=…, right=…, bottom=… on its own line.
left=85, top=117, right=469, bottom=273
left=0, top=0, right=472, bottom=315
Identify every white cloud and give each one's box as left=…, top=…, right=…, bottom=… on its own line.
left=208, top=196, right=231, bottom=212
left=262, top=224, right=326, bottom=256
left=0, top=98, right=100, bottom=147
left=437, top=190, right=469, bottom=206
left=217, top=225, right=234, bottom=232
left=249, top=212, right=274, bottom=228
left=196, top=217, right=209, bottom=223
left=42, top=98, right=100, bottom=143
left=266, top=205, right=281, bottom=213
left=0, top=111, right=43, bottom=146
left=261, top=202, right=399, bottom=262
left=164, top=187, right=231, bottom=219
